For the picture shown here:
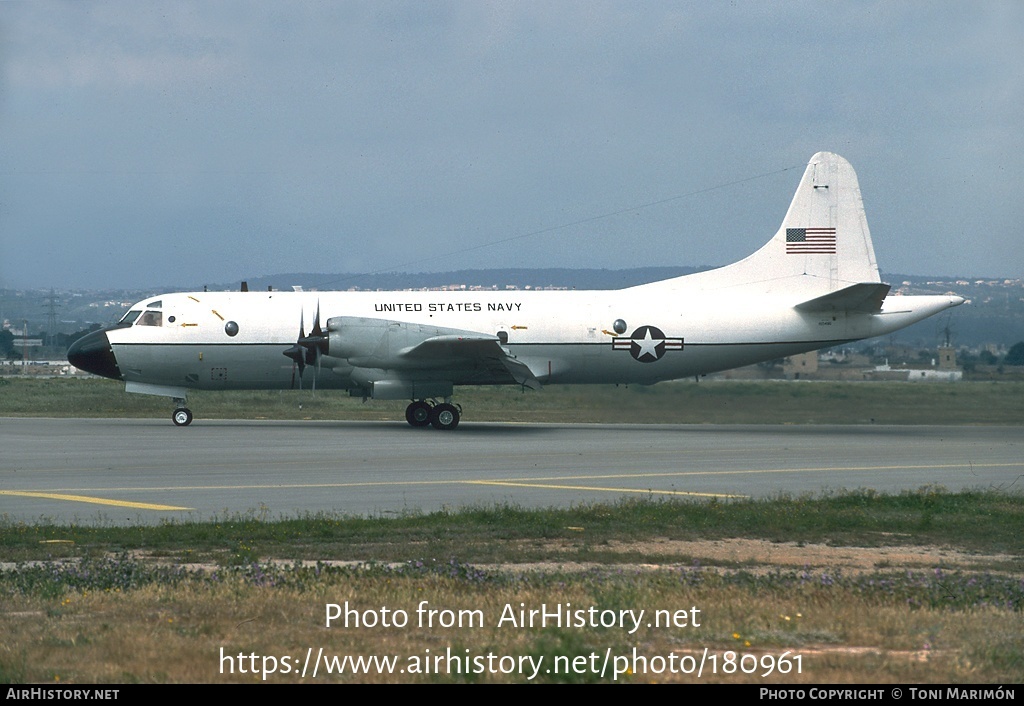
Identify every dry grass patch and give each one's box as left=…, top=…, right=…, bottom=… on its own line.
left=2, top=558, right=1021, bottom=684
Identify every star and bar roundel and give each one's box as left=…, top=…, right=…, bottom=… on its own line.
left=612, top=325, right=684, bottom=363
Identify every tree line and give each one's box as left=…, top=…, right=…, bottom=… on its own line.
left=0, top=324, right=102, bottom=360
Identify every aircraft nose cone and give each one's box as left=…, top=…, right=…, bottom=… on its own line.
left=67, top=329, right=122, bottom=380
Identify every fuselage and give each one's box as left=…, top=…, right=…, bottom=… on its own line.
left=69, top=286, right=963, bottom=395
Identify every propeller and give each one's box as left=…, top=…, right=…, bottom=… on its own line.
left=283, top=303, right=328, bottom=391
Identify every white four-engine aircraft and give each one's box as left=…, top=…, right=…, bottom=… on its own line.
left=68, top=152, right=964, bottom=429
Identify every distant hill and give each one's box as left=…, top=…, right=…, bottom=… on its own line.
left=219, top=267, right=706, bottom=292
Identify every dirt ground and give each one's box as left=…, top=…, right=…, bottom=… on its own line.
left=510, top=538, right=1019, bottom=574
left=120, top=538, right=1016, bottom=576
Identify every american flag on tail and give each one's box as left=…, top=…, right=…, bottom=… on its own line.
left=786, top=227, right=836, bottom=254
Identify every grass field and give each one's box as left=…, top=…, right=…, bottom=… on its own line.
left=2, top=376, right=1023, bottom=425
left=1, top=491, right=1022, bottom=684
left=1, top=378, right=1022, bottom=683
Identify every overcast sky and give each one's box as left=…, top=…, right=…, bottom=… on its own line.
left=2, top=1, right=1021, bottom=290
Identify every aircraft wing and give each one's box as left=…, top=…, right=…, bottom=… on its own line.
left=794, top=282, right=892, bottom=314
left=327, top=316, right=543, bottom=389
left=399, top=334, right=542, bottom=389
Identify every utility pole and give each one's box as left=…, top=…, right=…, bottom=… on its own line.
left=44, top=288, right=60, bottom=349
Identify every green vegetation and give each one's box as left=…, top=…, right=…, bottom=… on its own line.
left=2, top=489, right=1021, bottom=566
left=1006, top=341, right=1024, bottom=366
left=2, top=377, right=1023, bottom=424
left=1, top=490, right=1022, bottom=684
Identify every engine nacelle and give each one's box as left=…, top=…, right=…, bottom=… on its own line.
left=326, top=316, right=485, bottom=370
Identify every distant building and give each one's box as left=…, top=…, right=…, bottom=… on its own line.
left=906, top=368, right=963, bottom=382
left=864, top=361, right=962, bottom=382
left=783, top=351, right=818, bottom=379
left=937, top=345, right=957, bottom=370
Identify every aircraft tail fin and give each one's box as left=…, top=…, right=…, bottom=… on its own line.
left=640, top=152, right=882, bottom=297
left=774, top=151, right=880, bottom=287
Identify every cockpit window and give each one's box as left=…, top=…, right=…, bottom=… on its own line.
left=137, top=311, right=163, bottom=327
left=146, top=300, right=162, bottom=308
left=119, top=310, right=142, bottom=325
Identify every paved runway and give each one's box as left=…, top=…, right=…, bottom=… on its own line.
left=2, top=418, right=1021, bottom=524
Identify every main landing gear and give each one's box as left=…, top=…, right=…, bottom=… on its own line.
left=172, top=398, right=194, bottom=426
left=169, top=397, right=457, bottom=429
left=405, top=399, right=461, bottom=430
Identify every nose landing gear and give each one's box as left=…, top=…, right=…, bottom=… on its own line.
left=172, top=399, right=194, bottom=426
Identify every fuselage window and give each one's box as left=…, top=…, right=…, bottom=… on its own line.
left=137, top=310, right=163, bottom=327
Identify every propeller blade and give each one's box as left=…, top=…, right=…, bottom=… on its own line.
left=285, top=304, right=328, bottom=394
left=299, top=301, right=328, bottom=392
left=303, top=341, right=318, bottom=367
left=310, top=303, right=324, bottom=338
left=300, top=302, right=329, bottom=361
left=312, top=341, right=321, bottom=395
left=283, top=309, right=309, bottom=384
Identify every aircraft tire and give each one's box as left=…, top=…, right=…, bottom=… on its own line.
left=430, top=403, right=460, bottom=430
left=172, top=408, right=194, bottom=427
left=405, top=400, right=432, bottom=427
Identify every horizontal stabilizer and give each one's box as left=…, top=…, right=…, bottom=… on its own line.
left=794, top=282, right=891, bottom=313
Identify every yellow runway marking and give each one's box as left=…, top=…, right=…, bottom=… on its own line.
left=469, top=480, right=744, bottom=499
left=6, top=462, right=1020, bottom=507
left=19, top=461, right=1023, bottom=495
left=496, top=462, right=1024, bottom=483
left=0, top=490, right=191, bottom=511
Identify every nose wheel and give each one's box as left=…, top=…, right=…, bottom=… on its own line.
left=172, top=402, right=194, bottom=426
